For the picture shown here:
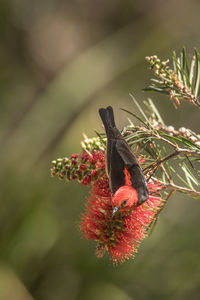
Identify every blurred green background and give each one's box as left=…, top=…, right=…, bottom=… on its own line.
left=0, top=0, right=200, bottom=299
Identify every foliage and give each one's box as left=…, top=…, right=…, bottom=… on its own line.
left=122, top=95, right=200, bottom=199
left=51, top=48, right=200, bottom=264
left=145, top=48, right=200, bottom=107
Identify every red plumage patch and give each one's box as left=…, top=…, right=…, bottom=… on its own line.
left=124, top=167, right=132, bottom=186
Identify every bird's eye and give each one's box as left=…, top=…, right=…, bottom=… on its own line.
left=120, top=200, right=127, bottom=209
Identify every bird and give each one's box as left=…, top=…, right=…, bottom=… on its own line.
left=99, top=106, right=148, bottom=217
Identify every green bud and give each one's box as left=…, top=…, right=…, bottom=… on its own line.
left=81, top=141, right=86, bottom=149
left=57, top=158, right=63, bottom=163
left=57, top=162, right=62, bottom=168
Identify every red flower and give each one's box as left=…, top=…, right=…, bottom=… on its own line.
left=82, top=175, right=92, bottom=186
left=71, top=159, right=77, bottom=166
left=71, top=154, right=78, bottom=159
left=91, top=170, right=97, bottom=177
left=79, top=163, right=87, bottom=171
left=80, top=152, right=164, bottom=264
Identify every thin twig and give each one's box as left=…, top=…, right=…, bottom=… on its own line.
left=144, top=150, right=179, bottom=172
left=160, top=163, right=172, bottom=183
left=154, top=134, right=179, bottom=149
left=155, top=135, right=200, bottom=156
left=152, top=177, right=200, bottom=197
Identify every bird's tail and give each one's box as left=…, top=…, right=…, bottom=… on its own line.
left=99, top=106, right=116, bottom=136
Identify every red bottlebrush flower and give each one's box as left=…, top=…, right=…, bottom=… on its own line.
left=81, top=175, right=92, bottom=186
left=80, top=168, right=164, bottom=264
left=91, top=170, right=97, bottom=177
left=96, top=162, right=105, bottom=169
left=71, top=159, right=77, bottom=166
left=71, top=154, right=78, bottom=159
left=79, top=163, right=87, bottom=171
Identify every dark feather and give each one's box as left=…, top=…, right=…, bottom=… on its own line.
left=99, top=106, right=148, bottom=205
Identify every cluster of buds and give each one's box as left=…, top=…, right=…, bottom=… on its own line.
left=172, top=72, right=198, bottom=106
left=51, top=150, right=106, bottom=186
left=146, top=55, right=199, bottom=107
left=145, top=55, right=173, bottom=80
left=81, top=134, right=105, bottom=152
left=151, top=122, right=200, bottom=147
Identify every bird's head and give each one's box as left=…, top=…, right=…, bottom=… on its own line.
left=111, top=185, right=139, bottom=217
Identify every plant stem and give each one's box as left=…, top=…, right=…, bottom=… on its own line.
left=152, top=177, right=200, bottom=197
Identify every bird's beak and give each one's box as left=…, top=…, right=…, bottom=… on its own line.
left=112, top=206, right=119, bottom=218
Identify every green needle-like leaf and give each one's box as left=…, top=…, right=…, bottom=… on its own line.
left=147, top=98, right=165, bottom=125
left=180, top=50, right=186, bottom=86
left=120, top=108, right=147, bottom=127
left=194, top=48, right=200, bottom=97
left=189, top=55, right=195, bottom=88
left=158, top=131, right=182, bottom=144
left=94, top=130, right=106, bottom=146
left=182, top=162, right=199, bottom=186
left=143, top=87, right=170, bottom=94
left=176, top=170, right=193, bottom=189
left=129, top=94, right=153, bottom=128
left=182, top=47, right=190, bottom=77
left=180, top=136, right=200, bottom=150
